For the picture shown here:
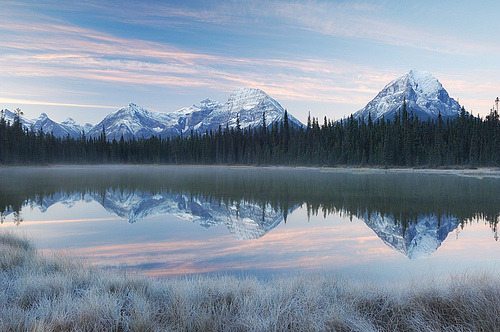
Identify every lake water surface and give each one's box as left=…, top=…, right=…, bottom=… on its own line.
left=1, top=166, right=499, bottom=283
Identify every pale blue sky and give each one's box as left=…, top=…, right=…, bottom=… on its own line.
left=0, top=0, right=499, bottom=124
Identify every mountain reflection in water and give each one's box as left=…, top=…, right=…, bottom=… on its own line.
left=1, top=166, right=499, bottom=262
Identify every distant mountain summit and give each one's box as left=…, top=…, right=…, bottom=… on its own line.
left=1, top=109, right=33, bottom=128
left=201, top=87, right=301, bottom=132
left=32, top=113, right=83, bottom=138
left=87, top=102, right=184, bottom=140
left=353, top=69, right=461, bottom=121
left=3, top=88, right=302, bottom=140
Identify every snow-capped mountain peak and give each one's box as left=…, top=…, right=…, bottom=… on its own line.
left=116, top=103, right=144, bottom=116
left=1, top=109, right=92, bottom=136
left=405, top=69, right=441, bottom=97
left=61, top=118, right=77, bottom=125
left=228, top=87, right=268, bottom=101
left=353, top=70, right=461, bottom=121
left=32, top=112, right=88, bottom=138
left=199, top=87, right=303, bottom=131
left=196, top=98, right=221, bottom=109
left=89, top=103, right=172, bottom=140
left=1, top=109, right=33, bottom=127
left=226, top=87, right=281, bottom=112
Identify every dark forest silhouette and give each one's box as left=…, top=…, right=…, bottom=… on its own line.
left=0, top=103, right=499, bottom=166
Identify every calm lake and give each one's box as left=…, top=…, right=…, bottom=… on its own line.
left=1, top=165, right=499, bottom=283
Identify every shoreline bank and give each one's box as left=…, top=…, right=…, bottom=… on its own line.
left=1, top=163, right=500, bottom=178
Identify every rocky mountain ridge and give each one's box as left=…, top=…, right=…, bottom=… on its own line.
left=1, top=88, right=302, bottom=140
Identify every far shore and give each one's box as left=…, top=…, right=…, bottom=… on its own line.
left=2, top=163, right=500, bottom=178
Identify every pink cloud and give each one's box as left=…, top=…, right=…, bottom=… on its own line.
left=0, top=8, right=396, bottom=109
left=1, top=2, right=495, bottom=116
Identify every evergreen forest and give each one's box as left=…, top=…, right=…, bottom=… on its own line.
left=0, top=104, right=499, bottom=167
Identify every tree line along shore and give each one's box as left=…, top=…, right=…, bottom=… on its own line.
left=1, top=104, right=499, bottom=167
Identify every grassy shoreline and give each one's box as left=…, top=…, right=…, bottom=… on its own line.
left=1, top=233, right=500, bottom=331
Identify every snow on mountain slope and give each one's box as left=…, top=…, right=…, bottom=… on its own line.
left=83, top=123, right=94, bottom=133
left=32, top=113, right=83, bottom=138
left=1, top=109, right=91, bottom=138
left=2, top=87, right=302, bottom=140
left=60, top=118, right=87, bottom=137
left=88, top=88, right=303, bottom=140
left=1, top=109, right=34, bottom=128
left=159, top=98, right=223, bottom=137
left=353, top=69, right=461, bottom=122
left=196, top=88, right=303, bottom=133
left=88, top=99, right=223, bottom=140
left=88, top=103, right=178, bottom=140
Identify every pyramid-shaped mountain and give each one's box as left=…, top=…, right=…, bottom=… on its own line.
left=353, top=69, right=461, bottom=122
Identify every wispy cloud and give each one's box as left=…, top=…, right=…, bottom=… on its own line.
left=0, top=98, right=116, bottom=109
left=85, top=0, right=498, bottom=55
left=1, top=1, right=496, bottom=118
left=436, top=72, right=500, bottom=113
left=0, top=11, right=392, bottom=106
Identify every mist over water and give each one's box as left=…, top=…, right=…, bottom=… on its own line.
left=1, top=166, right=499, bottom=281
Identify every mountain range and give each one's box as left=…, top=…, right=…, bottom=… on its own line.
left=1, top=70, right=463, bottom=139
left=2, top=88, right=302, bottom=140
left=1, top=109, right=94, bottom=138
left=88, top=87, right=303, bottom=140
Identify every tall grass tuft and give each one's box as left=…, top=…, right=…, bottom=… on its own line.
left=1, top=232, right=499, bottom=331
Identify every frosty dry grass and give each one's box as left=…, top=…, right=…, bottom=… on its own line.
left=1, top=232, right=499, bottom=331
